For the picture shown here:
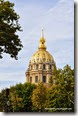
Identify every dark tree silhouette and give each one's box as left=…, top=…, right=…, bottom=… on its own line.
left=0, top=0, right=23, bottom=59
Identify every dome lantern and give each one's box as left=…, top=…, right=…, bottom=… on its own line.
left=38, top=29, right=46, bottom=50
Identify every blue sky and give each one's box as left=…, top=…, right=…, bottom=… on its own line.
left=0, top=0, right=74, bottom=90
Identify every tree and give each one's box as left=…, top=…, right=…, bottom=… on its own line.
left=46, top=65, right=74, bottom=112
left=0, top=0, right=23, bottom=59
left=46, top=84, right=65, bottom=112
left=31, top=83, right=47, bottom=112
left=0, top=89, right=6, bottom=112
left=10, top=83, right=36, bottom=112
left=10, top=85, right=23, bottom=112
left=21, top=83, right=36, bottom=112
left=0, top=88, right=12, bottom=112
left=61, top=65, right=74, bottom=110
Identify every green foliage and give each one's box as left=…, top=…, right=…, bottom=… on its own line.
left=0, top=0, right=23, bottom=59
left=22, top=83, right=36, bottom=112
left=10, top=84, right=24, bottom=112
left=0, top=83, right=36, bottom=112
left=10, top=83, right=36, bottom=112
left=0, top=89, right=6, bottom=111
left=49, top=76, right=53, bottom=84
left=32, top=82, right=47, bottom=112
left=46, top=65, right=74, bottom=112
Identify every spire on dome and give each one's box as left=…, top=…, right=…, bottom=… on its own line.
left=42, top=28, right=44, bottom=38
left=38, top=29, right=46, bottom=50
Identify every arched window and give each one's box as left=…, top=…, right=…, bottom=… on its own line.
left=30, top=77, right=32, bottom=82
left=43, top=76, right=46, bottom=83
left=43, top=64, right=46, bottom=69
left=35, top=76, right=38, bottom=83
left=36, top=64, right=38, bottom=70
left=50, top=65, right=52, bottom=69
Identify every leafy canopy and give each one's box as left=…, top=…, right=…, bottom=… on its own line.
left=46, top=65, right=74, bottom=112
left=9, top=83, right=36, bottom=112
left=32, top=82, right=47, bottom=111
left=0, top=0, right=23, bottom=59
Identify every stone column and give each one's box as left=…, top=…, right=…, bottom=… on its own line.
left=39, top=72, right=42, bottom=82
left=47, top=74, right=51, bottom=83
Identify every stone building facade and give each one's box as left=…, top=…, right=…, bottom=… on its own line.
left=25, top=30, right=56, bottom=84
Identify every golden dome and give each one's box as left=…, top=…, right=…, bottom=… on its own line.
left=30, top=50, right=54, bottom=64
left=30, top=29, right=54, bottom=64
